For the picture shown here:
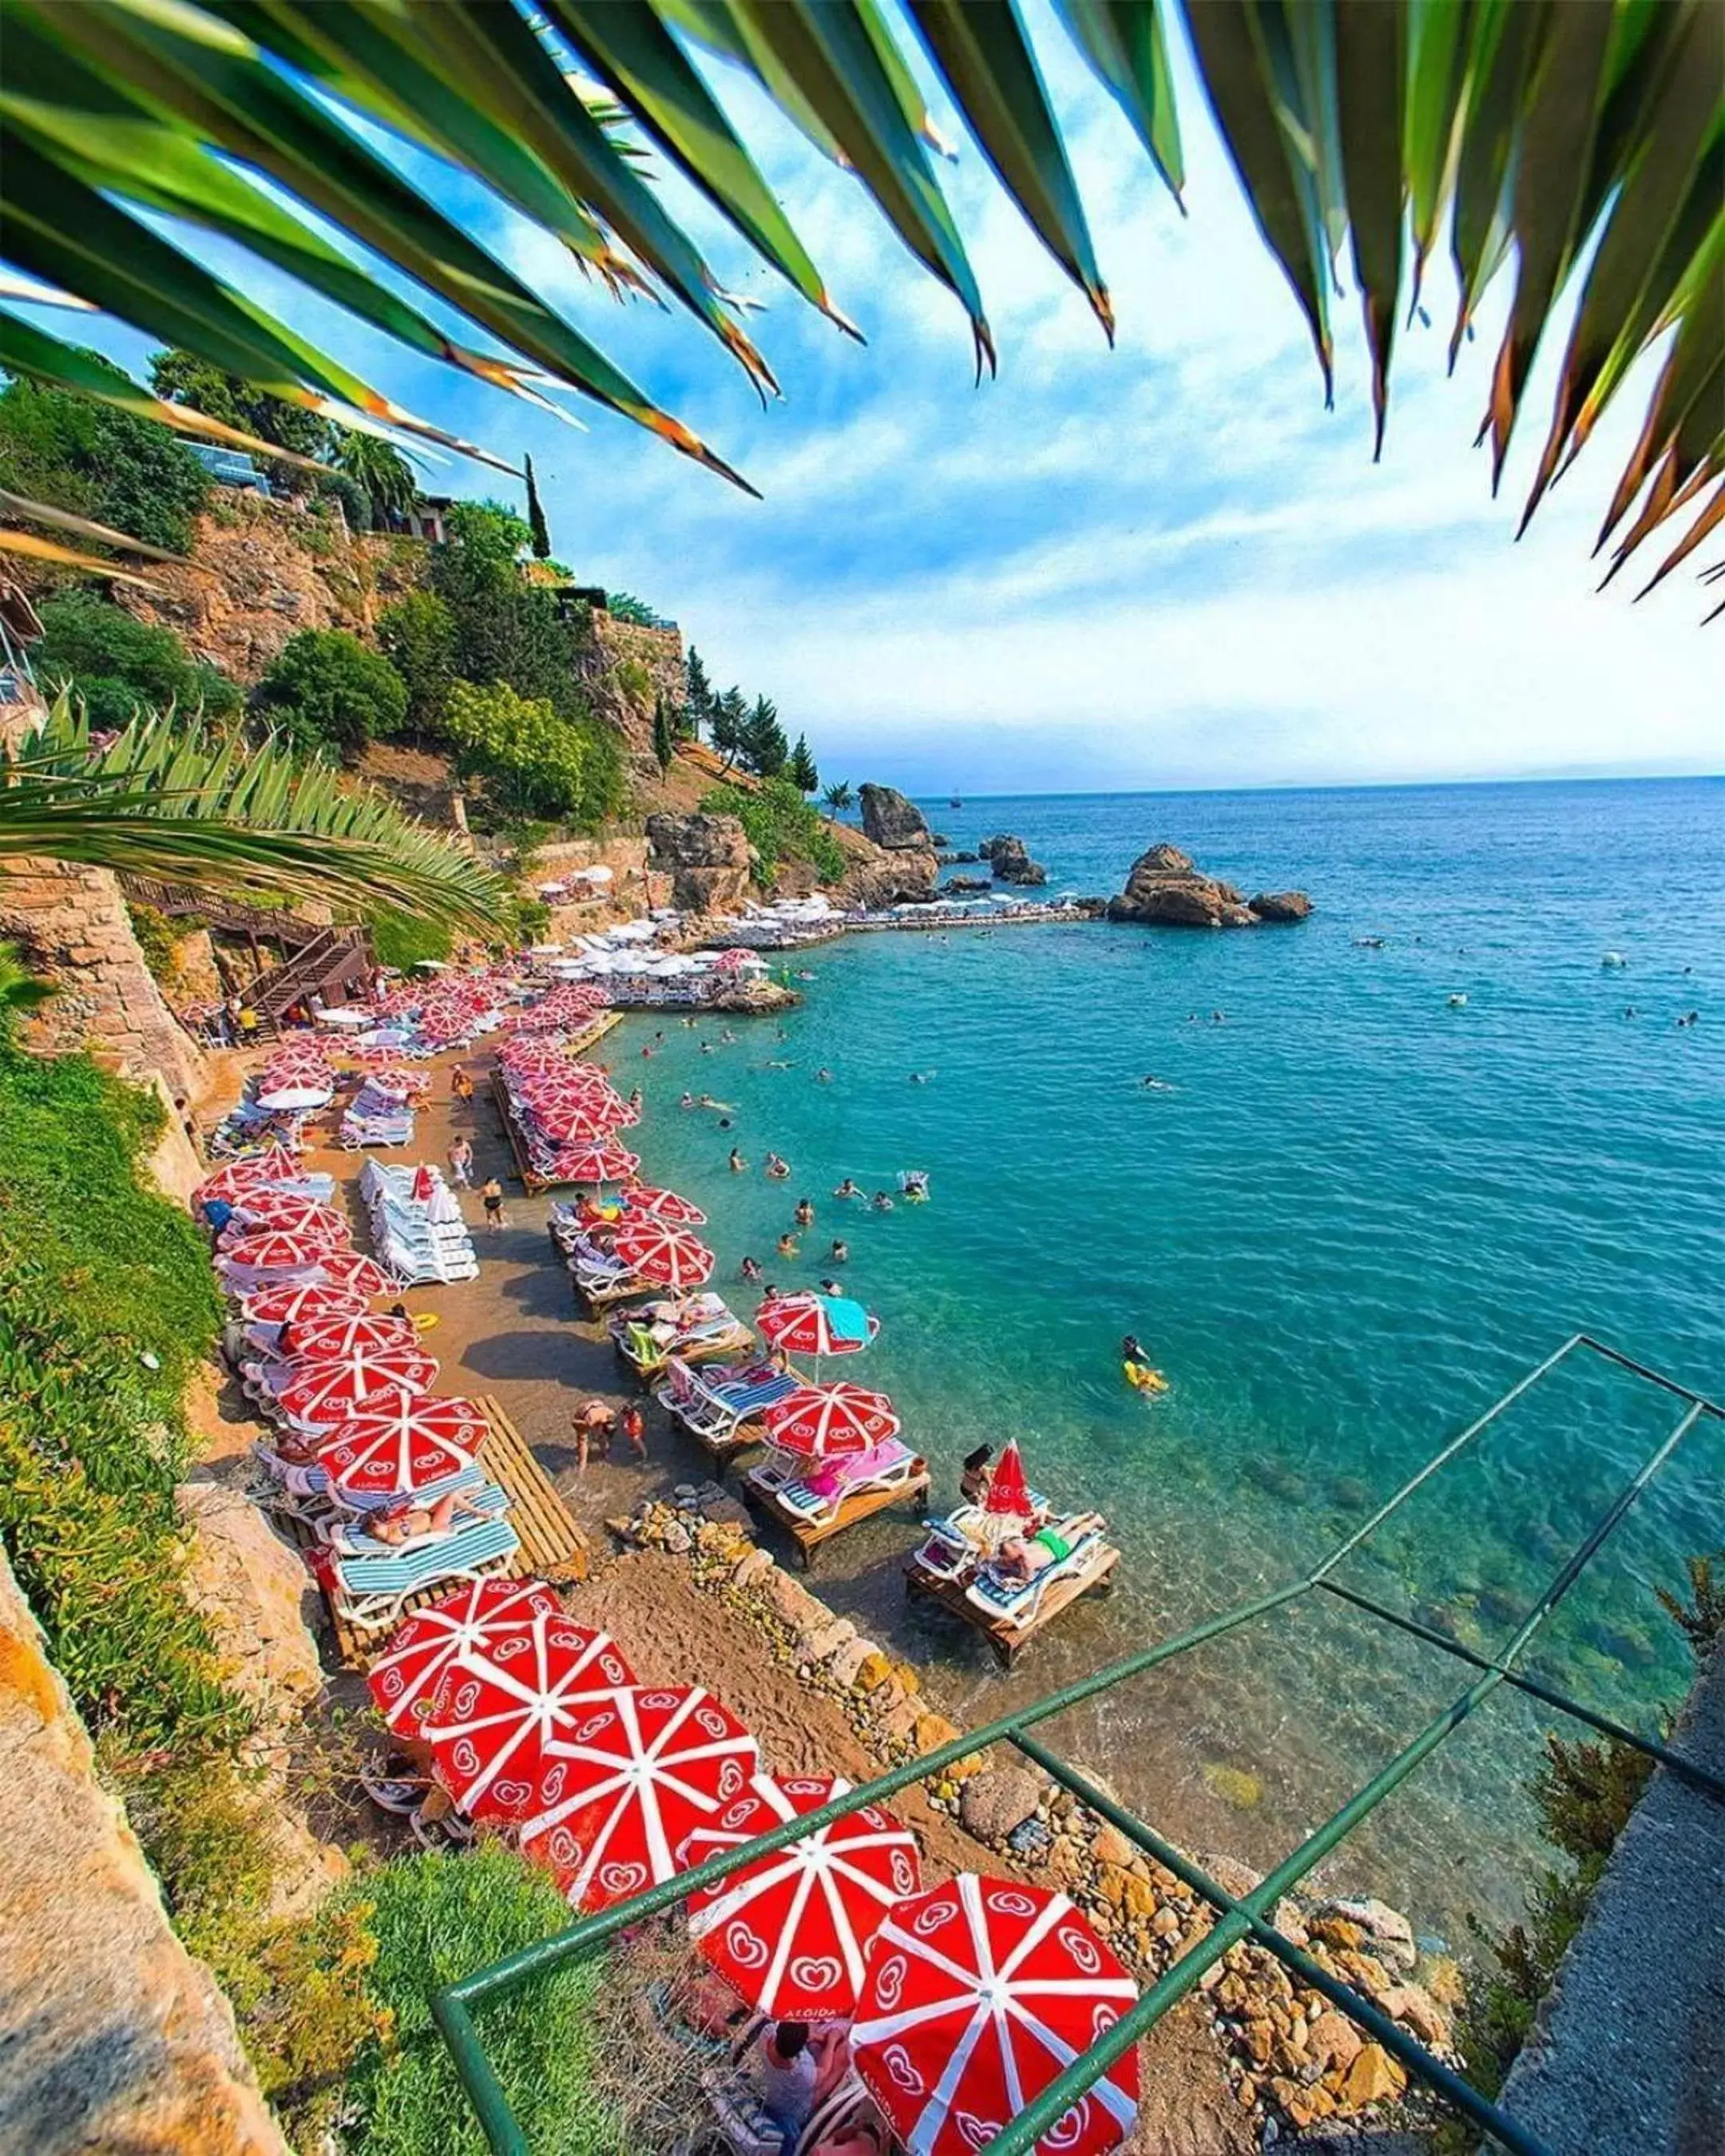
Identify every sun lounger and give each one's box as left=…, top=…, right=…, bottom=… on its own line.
left=319, top=1481, right=508, bottom=1558
left=910, top=1492, right=1055, bottom=1583
left=964, top=1516, right=1108, bottom=1631
left=654, top=1357, right=797, bottom=1446
left=748, top=1437, right=919, bottom=1525
left=330, top=1512, right=520, bottom=1635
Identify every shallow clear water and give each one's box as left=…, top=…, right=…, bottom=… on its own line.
left=613, top=778, right=1723, bottom=1936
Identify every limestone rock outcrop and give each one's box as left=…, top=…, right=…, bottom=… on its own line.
left=176, top=1481, right=323, bottom=1728
left=0, top=1548, right=287, bottom=2156
left=1108, top=843, right=1311, bottom=928
left=645, top=812, right=752, bottom=915
left=837, top=842, right=938, bottom=910
left=981, top=834, right=1049, bottom=886
left=859, top=783, right=932, bottom=850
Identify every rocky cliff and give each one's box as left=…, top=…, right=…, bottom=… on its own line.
left=645, top=811, right=754, bottom=914
left=1108, top=844, right=1312, bottom=928
left=851, top=783, right=938, bottom=905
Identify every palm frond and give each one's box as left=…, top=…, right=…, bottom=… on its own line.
left=1, top=0, right=1719, bottom=603
left=2, top=693, right=505, bottom=932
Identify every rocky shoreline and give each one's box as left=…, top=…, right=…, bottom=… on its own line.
left=620, top=1488, right=1457, bottom=2146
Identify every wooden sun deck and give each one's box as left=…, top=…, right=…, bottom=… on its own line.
left=745, top=1460, right=930, bottom=1571
left=904, top=1543, right=1120, bottom=1667
left=287, top=1393, right=589, bottom=1666
left=489, top=1013, right=621, bottom=1195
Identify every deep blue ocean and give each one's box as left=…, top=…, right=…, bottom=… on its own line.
left=614, top=778, right=1723, bottom=1933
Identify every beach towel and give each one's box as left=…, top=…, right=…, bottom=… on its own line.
left=819, top=1294, right=872, bottom=1347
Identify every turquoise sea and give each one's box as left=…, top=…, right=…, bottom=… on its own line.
left=613, top=778, right=1723, bottom=1936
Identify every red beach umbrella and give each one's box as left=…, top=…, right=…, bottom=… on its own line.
left=541, top=1100, right=632, bottom=1143
left=319, top=1398, right=490, bottom=1500
left=683, top=1774, right=922, bottom=2019
left=424, top=1614, right=639, bottom=1824
left=852, top=1876, right=1140, bottom=2156
left=613, top=1220, right=715, bottom=1290
left=756, top=1293, right=880, bottom=1361
left=311, top=1250, right=400, bottom=1298
left=195, top=1145, right=305, bottom=1203
left=288, top=1311, right=418, bottom=1361
left=272, top=1349, right=438, bottom=1428
left=984, top=1440, right=1033, bottom=1523
left=241, top=1281, right=367, bottom=1328
left=220, top=1227, right=350, bottom=1273
left=519, top=1686, right=758, bottom=1912
left=229, top=1191, right=349, bottom=1236
left=762, top=1382, right=901, bottom=1460
left=367, top=1578, right=566, bottom=1736
left=553, top=1143, right=640, bottom=1184
left=621, top=1185, right=707, bottom=1227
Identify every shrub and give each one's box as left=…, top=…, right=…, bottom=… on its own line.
left=605, top=593, right=672, bottom=628
left=368, top=907, right=454, bottom=975
left=35, top=590, right=242, bottom=725
left=443, top=678, right=620, bottom=829
left=0, top=369, right=212, bottom=553
left=377, top=591, right=460, bottom=737
left=256, top=628, right=408, bottom=761
left=702, top=777, right=846, bottom=888
left=338, top=1845, right=615, bottom=2156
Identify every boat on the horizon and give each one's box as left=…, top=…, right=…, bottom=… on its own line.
left=949, top=790, right=962, bottom=807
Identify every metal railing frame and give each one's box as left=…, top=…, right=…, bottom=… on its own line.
left=429, top=1334, right=1723, bottom=2156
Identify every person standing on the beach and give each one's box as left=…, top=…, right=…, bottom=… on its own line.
left=448, top=1135, right=474, bottom=1188
left=481, top=1176, right=506, bottom=1231
left=618, top=1401, right=646, bottom=1463
left=573, top=1399, right=613, bottom=1473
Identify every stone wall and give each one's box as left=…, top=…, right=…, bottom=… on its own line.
left=0, top=1548, right=288, bottom=2156
left=0, top=860, right=208, bottom=1102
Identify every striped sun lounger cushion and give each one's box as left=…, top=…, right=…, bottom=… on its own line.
left=334, top=1513, right=518, bottom=1599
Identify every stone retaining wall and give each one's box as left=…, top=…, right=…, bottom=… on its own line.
left=0, top=1548, right=286, bottom=2156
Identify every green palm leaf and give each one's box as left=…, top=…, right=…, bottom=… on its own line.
left=3, top=695, right=503, bottom=931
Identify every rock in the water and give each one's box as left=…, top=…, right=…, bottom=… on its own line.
left=1248, top=890, right=1312, bottom=922
left=985, top=834, right=1049, bottom=886
left=1108, top=842, right=1309, bottom=929
left=1313, top=1896, right=1417, bottom=1971
left=859, top=783, right=932, bottom=851
left=959, top=1765, right=1045, bottom=1844
left=645, top=812, right=752, bottom=914
left=941, top=876, right=992, bottom=894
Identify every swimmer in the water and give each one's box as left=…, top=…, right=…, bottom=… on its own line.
left=740, top=1256, right=763, bottom=1283
left=794, top=1197, right=815, bottom=1228
left=764, top=1152, right=791, bottom=1180
left=815, top=1068, right=833, bottom=1084
left=829, top=1239, right=849, bottom=1265
left=729, top=1148, right=748, bottom=1173
left=776, top=1232, right=799, bottom=1258
left=680, top=1092, right=696, bottom=1108
left=833, top=1178, right=862, bottom=1200
left=872, top=1191, right=894, bottom=1211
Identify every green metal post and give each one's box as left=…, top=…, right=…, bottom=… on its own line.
left=979, top=1397, right=1708, bottom=2156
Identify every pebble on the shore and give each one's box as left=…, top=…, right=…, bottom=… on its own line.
left=616, top=1494, right=1460, bottom=2140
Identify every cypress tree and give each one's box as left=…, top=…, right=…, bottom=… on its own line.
left=524, top=452, right=551, bottom=560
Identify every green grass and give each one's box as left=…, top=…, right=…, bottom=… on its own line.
left=339, top=1845, right=616, bottom=2156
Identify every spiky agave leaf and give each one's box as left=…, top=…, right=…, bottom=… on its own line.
left=2, top=694, right=504, bottom=932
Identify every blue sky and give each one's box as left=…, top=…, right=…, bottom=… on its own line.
left=39, top=6, right=1720, bottom=794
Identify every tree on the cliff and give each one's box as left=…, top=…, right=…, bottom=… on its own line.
left=428, top=501, right=587, bottom=720
left=787, top=735, right=819, bottom=795
left=377, top=592, right=460, bottom=739
left=822, top=781, right=854, bottom=814
left=651, top=693, right=676, bottom=775
left=0, top=372, right=212, bottom=556
left=744, top=696, right=788, bottom=779
left=333, top=428, right=418, bottom=529
left=147, top=349, right=330, bottom=494
left=442, top=677, right=619, bottom=828
left=34, top=591, right=243, bottom=729
left=0, top=691, right=499, bottom=929
left=255, top=628, right=408, bottom=763
left=684, top=648, right=715, bottom=739
left=710, top=687, right=748, bottom=774
left=524, top=453, right=552, bottom=560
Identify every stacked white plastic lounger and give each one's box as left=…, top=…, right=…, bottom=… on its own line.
left=340, top=1078, right=416, bottom=1150
left=359, top=1160, right=479, bottom=1286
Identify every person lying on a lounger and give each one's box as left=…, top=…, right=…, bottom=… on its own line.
left=363, top=1488, right=490, bottom=1548
left=993, top=1514, right=1106, bottom=1583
